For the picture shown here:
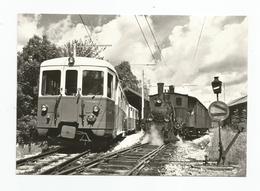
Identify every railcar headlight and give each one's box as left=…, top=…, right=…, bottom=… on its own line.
left=155, top=98, right=162, bottom=106
left=87, top=114, right=96, bottom=124
left=156, top=99, right=162, bottom=104
left=147, top=114, right=154, bottom=122
left=41, top=104, right=48, bottom=116
left=148, top=117, right=153, bottom=122
left=164, top=117, right=170, bottom=123
left=68, top=56, right=75, bottom=66
left=175, top=122, right=182, bottom=129
left=93, top=105, right=100, bottom=114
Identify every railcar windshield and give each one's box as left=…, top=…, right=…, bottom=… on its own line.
left=82, top=70, right=104, bottom=96
left=41, top=70, right=61, bottom=95
left=65, top=70, right=78, bottom=95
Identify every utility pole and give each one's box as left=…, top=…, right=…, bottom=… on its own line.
left=223, top=82, right=226, bottom=102
left=132, top=63, right=156, bottom=120
left=141, top=69, right=144, bottom=119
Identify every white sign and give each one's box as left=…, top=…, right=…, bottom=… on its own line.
left=208, top=101, right=229, bottom=122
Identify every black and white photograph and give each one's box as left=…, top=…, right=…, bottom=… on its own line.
left=1, top=0, right=260, bottom=191
left=16, top=13, right=247, bottom=176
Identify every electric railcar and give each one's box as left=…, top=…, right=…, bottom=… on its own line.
left=36, top=57, right=139, bottom=146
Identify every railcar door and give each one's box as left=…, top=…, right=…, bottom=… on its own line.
left=60, top=68, right=80, bottom=124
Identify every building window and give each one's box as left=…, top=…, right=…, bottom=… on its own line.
left=176, top=97, right=182, bottom=106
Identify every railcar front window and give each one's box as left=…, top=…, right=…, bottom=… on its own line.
left=41, top=70, right=61, bottom=95
left=82, top=70, right=104, bottom=96
left=65, top=70, right=78, bottom=96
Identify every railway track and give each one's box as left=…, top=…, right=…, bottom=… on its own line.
left=16, top=142, right=213, bottom=176
left=16, top=147, right=93, bottom=175
left=16, top=147, right=62, bottom=167
left=54, top=143, right=169, bottom=175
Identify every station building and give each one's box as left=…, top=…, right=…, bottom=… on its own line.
left=225, top=95, right=247, bottom=130
left=123, top=87, right=150, bottom=130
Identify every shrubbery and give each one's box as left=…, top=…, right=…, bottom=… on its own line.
left=17, top=115, right=38, bottom=145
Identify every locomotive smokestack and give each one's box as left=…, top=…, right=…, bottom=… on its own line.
left=169, top=85, right=175, bottom=93
left=157, top=83, right=164, bottom=98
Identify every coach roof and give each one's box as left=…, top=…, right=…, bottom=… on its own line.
left=41, top=57, right=117, bottom=73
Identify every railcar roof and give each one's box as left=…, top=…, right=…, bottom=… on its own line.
left=41, top=57, right=117, bottom=73
left=149, top=92, right=208, bottom=111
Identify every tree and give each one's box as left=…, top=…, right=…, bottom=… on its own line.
left=62, top=39, right=105, bottom=59
left=17, top=35, right=62, bottom=118
left=115, top=61, right=140, bottom=92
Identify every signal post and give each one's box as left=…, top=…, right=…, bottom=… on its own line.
left=210, top=77, right=229, bottom=165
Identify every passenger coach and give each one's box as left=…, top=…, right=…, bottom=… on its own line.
left=37, top=57, right=137, bottom=145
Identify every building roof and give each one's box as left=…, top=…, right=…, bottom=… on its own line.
left=123, top=87, right=149, bottom=102
left=123, top=87, right=150, bottom=114
left=228, top=95, right=247, bottom=107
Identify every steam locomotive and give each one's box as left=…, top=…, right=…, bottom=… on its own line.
left=146, top=83, right=178, bottom=143
left=148, top=83, right=211, bottom=140
left=36, top=56, right=139, bottom=146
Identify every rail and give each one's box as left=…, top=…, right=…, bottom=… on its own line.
left=16, top=147, right=62, bottom=166
left=126, top=144, right=167, bottom=175
left=56, top=143, right=148, bottom=175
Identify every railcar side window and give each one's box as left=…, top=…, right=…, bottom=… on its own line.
left=41, top=70, right=61, bottom=95
left=107, top=73, right=113, bottom=98
left=65, top=70, right=78, bottom=95
left=82, top=70, right=104, bottom=96
left=176, top=97, right=182, bottom=106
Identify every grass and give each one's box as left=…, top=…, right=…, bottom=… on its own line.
left=206, top=126, right=247, bottom=176
left=16, top=143, right=43, bottom=160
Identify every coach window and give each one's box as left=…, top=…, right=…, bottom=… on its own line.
left=82, top=70, right=104, bottom=96
left=107, top=73, right=114, bottom=98
left=41, top=70, right=61, bottom=95
left=65, top=70, right=78, bottom=96
left=176, top=97, right=182, bottom=106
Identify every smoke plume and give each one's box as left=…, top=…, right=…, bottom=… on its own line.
left=141, top=125, right=164, bottom=146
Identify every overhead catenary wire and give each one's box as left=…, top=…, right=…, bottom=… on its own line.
left=79, top=15, right=96, bottom=47
left=143, top=15, right=164, bottom=60
left=192, top=17, right=206, bottom=64
left=134, top=15, right=157, bottom=63
left=142, top=15, right=176, bottom=75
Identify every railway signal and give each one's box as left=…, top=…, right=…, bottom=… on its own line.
left=211, top=76, right=222, bottom=101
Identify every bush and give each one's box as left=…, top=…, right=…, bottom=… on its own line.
left=17, top=115, right=38, bottom=144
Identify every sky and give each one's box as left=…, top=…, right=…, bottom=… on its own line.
left=17, top=14, right=247, bottom=107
